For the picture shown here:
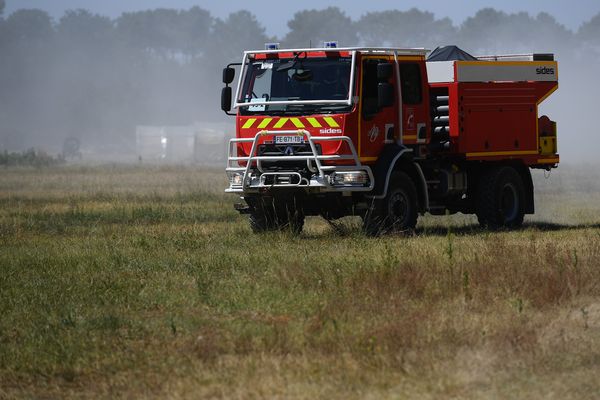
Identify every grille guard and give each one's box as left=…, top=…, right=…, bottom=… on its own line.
left=225, top=129, right=374, bottom=193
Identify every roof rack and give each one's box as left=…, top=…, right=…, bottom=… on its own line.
left=244, top=47, right=429, bottom=56
left=476, top=53, right=555, bottom=61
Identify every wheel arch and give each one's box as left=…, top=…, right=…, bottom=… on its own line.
left=369, top=144, right=428, bottom=213
left=512, top=162, right=534, bottom=214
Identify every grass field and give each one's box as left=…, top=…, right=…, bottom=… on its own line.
left=1, top=164, right=600, bottom=399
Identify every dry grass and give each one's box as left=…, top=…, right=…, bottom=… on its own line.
left=1, top=164, right=600, bottom=399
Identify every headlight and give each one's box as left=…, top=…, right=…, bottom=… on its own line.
left=229, top=172, right=244, bottom=186
left=330, top=171, right=369, bottom=186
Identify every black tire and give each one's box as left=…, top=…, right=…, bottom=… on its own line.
left=248, top=196, right=305, bottom=234
left=249, top=207, right=276, bottom=233
left=363, top=171, right=418, bottom=236
left=476, top=166, right=525, bottom=229
left=281, top=208, right=305, bottom=234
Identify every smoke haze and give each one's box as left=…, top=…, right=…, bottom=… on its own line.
left=0, top=4, right=598, bottom=162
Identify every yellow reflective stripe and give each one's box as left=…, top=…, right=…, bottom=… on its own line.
left=323, top=117, right=339, bottom=128
left=466, top=150, right=537, bottom=157
left=242, top=118, right=257, bottom=129
left=306, top=117, right=322, bottom=128
left=273, top=118, right=288, bottom=128
left=290, top=118, right=305, bottom=128
left=257, top=118, right=272, bottom=129
left=360, top=156, right=378, bottom=162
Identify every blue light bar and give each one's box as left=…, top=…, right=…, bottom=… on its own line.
left=324, top=41, right=338, bottom=49
left=265, top=42, right=280, bottom=50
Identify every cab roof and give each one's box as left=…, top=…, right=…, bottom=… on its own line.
left=245, top=47, right=429, bottom=58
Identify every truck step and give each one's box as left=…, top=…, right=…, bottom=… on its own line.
left=434, top=126, right=450, bottom=134
left=433, top=116, right=450, bottom=125
left=429, top=141, right=451, bottom=151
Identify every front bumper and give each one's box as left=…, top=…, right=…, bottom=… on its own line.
left=225, top=129, right=374, bottom=194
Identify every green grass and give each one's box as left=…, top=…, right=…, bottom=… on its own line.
left=1, top=165, right=600, bottom=399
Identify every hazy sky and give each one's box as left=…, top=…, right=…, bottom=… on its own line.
left=5, top=0, right=600, bottom=37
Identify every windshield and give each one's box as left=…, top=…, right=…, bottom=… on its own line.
left=237, top=56, right=352, bottom=115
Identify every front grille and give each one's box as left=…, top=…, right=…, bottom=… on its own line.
left=256, top=143, right=322, bottom=172
left=257, top=143, right=322, bottom=157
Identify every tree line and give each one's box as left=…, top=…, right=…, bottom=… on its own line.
left=0, top=5, right=599, bottom=152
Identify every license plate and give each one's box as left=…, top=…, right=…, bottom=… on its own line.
left=275, top=135, right=304, bottom=144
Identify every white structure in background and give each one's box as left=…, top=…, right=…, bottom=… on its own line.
left=135, top=122, right=232, bottom=164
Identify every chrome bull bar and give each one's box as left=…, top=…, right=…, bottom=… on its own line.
left=225, top=129, right=374, bottom=193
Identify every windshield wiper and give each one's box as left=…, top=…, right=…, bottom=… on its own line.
left=242, top=102, right=350, bottom=116
left=276, top=51, right=306, bottom=72
left=286, top=104, right=315, bottom=110
left=286, top=103, right=351, bottom=114
left=319, top=104, right=352, bottom=111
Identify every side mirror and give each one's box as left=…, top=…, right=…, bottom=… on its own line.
left=377, top=63, right=393, bottom=81
left=378, top=83, right=394, bottom=108
left=222, top=67, right=235, bottom=84
left=221, top=87, right=232, bottom=112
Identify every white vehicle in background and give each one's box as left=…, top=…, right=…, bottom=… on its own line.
left=135, top=122, right=233, bottom=164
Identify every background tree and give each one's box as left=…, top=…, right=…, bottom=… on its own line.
left=578, top=12, right=600, bottom=47
left=2, top=8, right=53, bottom=42
left=458, top=8, right=572, bottom=54
left=458, top=8, right=519, bottom=53
left=283, top=7, right=357, bottom=48
left=54, top=10, right=120, bottom=141
left=177, top=6, right=213, bottom=56
left=117, top=9, right=184, bottom=57
left=208, top=10, right=270, bottom=64
left=116, top=7, right=212, bottom=58
left=58, top=9, right=113, bottom=44
left=534, top=12, right=573, bottom=50
left=357, top=9, right=456, bottom=49
left=0, top=9, right=55, bottom=149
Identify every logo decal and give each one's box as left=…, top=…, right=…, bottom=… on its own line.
left=368, top=125, right=380, bottom=142
left=536, top=67, right=555, bottom=75
left=320, top=128, right=342, bottom=134
left=406, top=108, right=415, bottom=130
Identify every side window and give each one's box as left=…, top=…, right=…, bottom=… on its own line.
left=252, top=68, right=272, bottom=100
left=361, top=59, right=382, bottom=119
left=400, top=63, right=422, bottom=104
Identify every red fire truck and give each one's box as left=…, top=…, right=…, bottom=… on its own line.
left=220, top=44, right=558, bottom=235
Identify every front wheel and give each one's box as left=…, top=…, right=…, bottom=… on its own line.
left=247, top=196, right=305, bottom=234
left=363, top=171, right=418, bottom=236
left=476, top=166, right=525, bottom=229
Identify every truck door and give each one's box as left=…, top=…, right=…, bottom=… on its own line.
left=398, top=60, right=429, bottom=145
left=359, top=57, right=399, bottom=162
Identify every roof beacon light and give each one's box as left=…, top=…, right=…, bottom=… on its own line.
left=265, top=42, right=280, bottom=50
left=324, top=41, right=338, bottom=49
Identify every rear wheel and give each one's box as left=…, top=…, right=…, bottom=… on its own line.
left=476, top=166, right=525, bottom=229
left=363, top=171, right=418, bottom=236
